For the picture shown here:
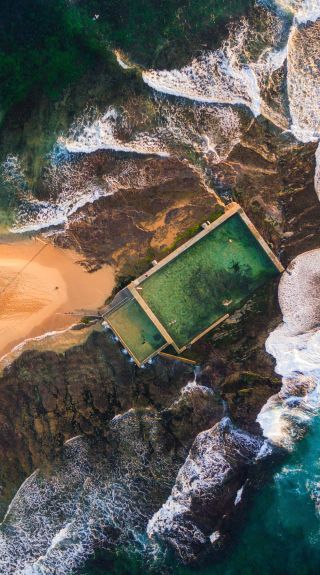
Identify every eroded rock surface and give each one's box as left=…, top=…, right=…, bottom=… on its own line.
left=147, top=417, right=265, bottom=564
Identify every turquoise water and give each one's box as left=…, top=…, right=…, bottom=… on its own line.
left=200, top=419, right=320, bottom=575
left=81, top=415, right=320, bottom=575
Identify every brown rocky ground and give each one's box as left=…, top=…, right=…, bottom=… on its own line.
left=0, top=104, right=319, bottom=547
left=54, top=153, right=223, bottom=272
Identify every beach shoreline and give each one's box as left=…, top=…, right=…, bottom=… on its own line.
left=0, top=238, right=115, bottom=357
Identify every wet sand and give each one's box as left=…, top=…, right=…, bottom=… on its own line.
left=0, top=239, right=115, bottom=357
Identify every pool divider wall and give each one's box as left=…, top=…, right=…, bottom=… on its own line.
left=106, top=202, right=284, bottom=366
left=128, top=284, right=176, bottom=349
left=238, top=208, right=284, bottom=273
left=106, top=303, right=169, bottom=367
left=131, top=203, right=242, bottom=288
left=183, top=313, right=230, bottom=350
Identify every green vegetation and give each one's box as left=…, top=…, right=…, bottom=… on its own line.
left=164, top=206, right=225, bottom=253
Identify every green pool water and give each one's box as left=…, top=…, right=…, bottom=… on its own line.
left=139, top=213, right=279, bottom=350
left=106, top=297, right=166, bottom=364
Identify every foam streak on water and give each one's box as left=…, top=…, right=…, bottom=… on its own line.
left=59, top=107, right=170, bottom=157
left=142, top=20, right=265, bottom=117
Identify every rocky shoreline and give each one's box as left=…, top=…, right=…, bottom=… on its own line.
left=1, top=106, right=319, bottom=561
left=0, top=5, right=320, bottom=570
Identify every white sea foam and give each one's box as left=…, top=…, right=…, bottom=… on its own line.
left=60, top=107, right=170, bottom=157
left=10, top=98, right=244, bottom=233
left=142, top=16, right=288, bottom=122
left=272, top=0, right=320, bottom=24
left=12, top=187, right=115, bottom=233
left=1, top=154, right=27, bottom=190
left=209, top=530, right=220, bottom=543
left=142, top=21, right=262, bottom=117
left=257, top=249, right=320, bottom=449
left=287, top=18, right=320, bottom=143
left=234, top=485, right=244, bottom=505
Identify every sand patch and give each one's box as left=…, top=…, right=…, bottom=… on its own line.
left=0, top=239, right=115, bottom=356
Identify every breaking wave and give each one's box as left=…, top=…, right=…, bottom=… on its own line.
left=1, top=152, right=112, bottom=233
left=60, top=100, right=244, bottom=164
left=142, top=17, right=286, bottom=118
left=0, top=407, right=182, bottom=574
left=272, top=0, right=320, bottom=23
left=9, top=100, right=244, bottom=232
left=257, top=249, right=320, bottom=449
left=59, top=106, right=170, bottom=157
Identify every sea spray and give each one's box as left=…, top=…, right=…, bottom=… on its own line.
left=257, top=249, right=320, bottom=448
left=272, top=0, right=320, bottom=23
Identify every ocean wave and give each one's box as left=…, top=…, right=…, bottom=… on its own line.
left=59, top=107, right=170, bottom=157
left=9, top=99, right=243, bottom=233
left=142, top=20, right=262, bottom=116
left=257, top=249, right=320, bottom=449
left=12, top=187, right=115, bottom=233
left=272, top=0, right=320, bottom=24
left=142, top=14, right=288, bottom=120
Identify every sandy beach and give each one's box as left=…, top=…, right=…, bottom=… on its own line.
left=0, top=238, right=115, bottom=357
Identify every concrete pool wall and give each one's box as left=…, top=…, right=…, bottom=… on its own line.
left=104, top=202, right=284, bottom=365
